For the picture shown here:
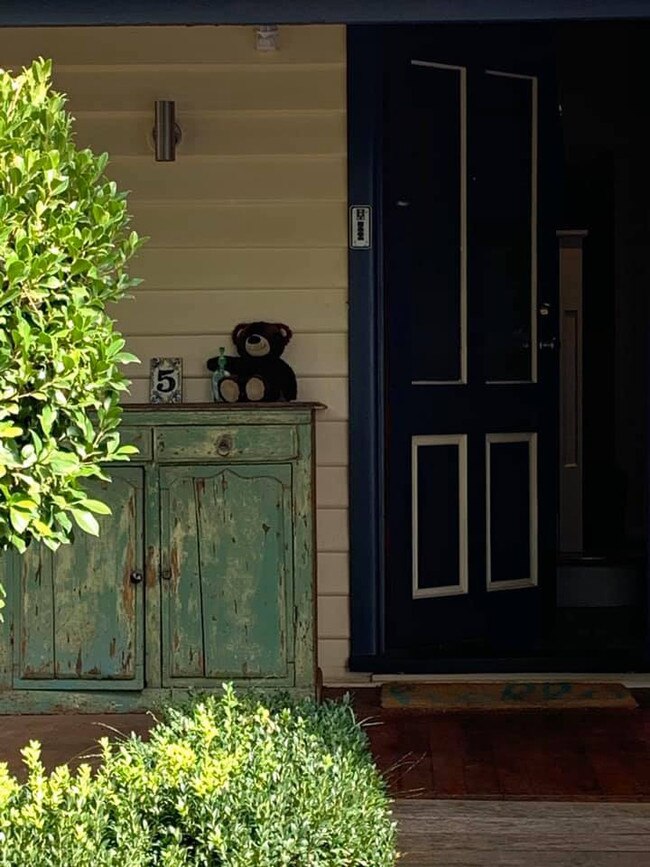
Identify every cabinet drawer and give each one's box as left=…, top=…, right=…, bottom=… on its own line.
left=120, top=426, right=153, bottom=461
left=155, top=425, right=297, bottom=462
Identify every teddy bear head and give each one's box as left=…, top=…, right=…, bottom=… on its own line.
left=231, top=321, right=293, bottom=359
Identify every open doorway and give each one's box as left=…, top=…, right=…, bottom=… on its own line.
left=554, top=22, right=648, bottom=666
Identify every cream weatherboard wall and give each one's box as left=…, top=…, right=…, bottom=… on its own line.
left=0, top=25, right=351, bottom=681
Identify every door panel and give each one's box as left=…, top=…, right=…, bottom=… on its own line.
left=160, top=464, right=293, bottom=684
left=412, top=435, right=468, bottom=598
left=481, top=71, right=537, bottom=384
left=486, top=433, right=538, bottom=590
left=16, top=467, right=145, bottom=688
left=383, top=28, right=558, bottom=661
left=408, top=61, right=466, bottom=384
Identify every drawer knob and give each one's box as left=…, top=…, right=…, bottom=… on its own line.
left=130, top=571, right=143, bottom=584
left=216, top=435, right=232, bottom=457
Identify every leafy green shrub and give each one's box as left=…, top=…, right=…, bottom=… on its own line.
left=0, top=57, right=142, bottom=606
left=0, top=685, right=397, bottom=866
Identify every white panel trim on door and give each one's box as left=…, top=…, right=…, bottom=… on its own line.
left=485, top=432, right=538, bottom=592
left=410, top=59, right=467, bottom=386
left=411, top=433, right=468, bottom=599
left=484, top=69, right=539, bottom=385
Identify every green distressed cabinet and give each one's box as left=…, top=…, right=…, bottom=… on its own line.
left=0, top=405, right=321, bottom=712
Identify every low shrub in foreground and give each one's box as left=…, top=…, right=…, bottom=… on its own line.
left=0, top=685, right=397, bottom=866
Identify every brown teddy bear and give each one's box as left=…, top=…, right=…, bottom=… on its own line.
left=207, top=321, right=297, bottom=402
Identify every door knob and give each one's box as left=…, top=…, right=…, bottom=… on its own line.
left=538, top=338, right=558, bottom=350
left=130, top=571, right=143, bottom=584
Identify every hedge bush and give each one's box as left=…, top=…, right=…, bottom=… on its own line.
left=0, top=57, right=142, bottom=609
left=0, top=685, right=397, bottom=866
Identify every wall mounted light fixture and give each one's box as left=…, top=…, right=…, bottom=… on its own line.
left=255, top=25, right=279, bottom=52
left=153, top=100, right=182, bottom=161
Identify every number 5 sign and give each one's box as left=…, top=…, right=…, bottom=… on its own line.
left=150, top=357, right=183, bottom=404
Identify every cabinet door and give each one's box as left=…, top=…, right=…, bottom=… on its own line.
left=15, top=467, right=145, bottom=689
left=160, top=464, right=293, bottom=684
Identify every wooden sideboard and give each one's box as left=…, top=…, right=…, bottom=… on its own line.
left=0, top=404, right=321, bottom=712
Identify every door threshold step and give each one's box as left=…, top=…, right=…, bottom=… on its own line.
left=379, top=680, right=638, bottom=712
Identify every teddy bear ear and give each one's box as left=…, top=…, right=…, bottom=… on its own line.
left=276, top=323, right=293, bottom=342
left=232, top=323, right=249, bottom=343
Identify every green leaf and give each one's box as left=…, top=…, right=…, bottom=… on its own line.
left=48, top=452, right=80, bottom=473
left=114, top=351, right=140, bottom=365
left=70, top=509, right=99, bottom=536
left=6, top=260, right=26, bottom=282
left=9, top=508, right=30, bottom=534
left=115, top=444, right=139, bottom=456
left=0, top=424, right=23, bottom=438
left=80, top=498, right=111, bottom=516
left=40, top=405, right=56, bottom=436
left=12, top=499, right=37, bottom=511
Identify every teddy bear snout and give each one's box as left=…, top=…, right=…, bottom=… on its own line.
left=245, top=334, right=271, bottom=356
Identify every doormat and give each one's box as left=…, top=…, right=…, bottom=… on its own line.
left=380, top=681, right=638, bottom=712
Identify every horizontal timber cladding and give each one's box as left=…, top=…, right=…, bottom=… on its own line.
left=0, top=23, right=351, bottom=682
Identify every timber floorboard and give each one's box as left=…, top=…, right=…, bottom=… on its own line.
left=393, top=799, right=650, bottom=866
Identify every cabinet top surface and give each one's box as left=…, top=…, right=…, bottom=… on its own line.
left=118, top=403, right=325, bottom=427
left=123, top=402, right=326, bottom=412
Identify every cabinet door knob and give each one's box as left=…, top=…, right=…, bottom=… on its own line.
left=130, top=571, right=143, bottom=584
left=216, top=435, right=232, bottom=456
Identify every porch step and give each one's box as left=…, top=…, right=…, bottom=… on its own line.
left=380, top=680, right=637, bottom=712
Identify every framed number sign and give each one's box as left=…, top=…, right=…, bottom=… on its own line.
left=150, top=357, right=182, bottom=403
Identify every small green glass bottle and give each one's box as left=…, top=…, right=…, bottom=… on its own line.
left=211, top=347, right=229, bottom=402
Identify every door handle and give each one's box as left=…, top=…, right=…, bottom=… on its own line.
left=160, top=547, right=172, bottom=581
left=538, top=338, right=559, bottom=350
left=160, top=488, right=172, bottom=580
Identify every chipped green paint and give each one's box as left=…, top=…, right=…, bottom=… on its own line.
left=161, top=465, right=293, bottom=684
left=156, top=424, right=297, bottom=463
left=120, top=425, right=153, bottom=460
left=0, top=405, right=320, bottom=712
left=15, top=467, right=145, bottom=690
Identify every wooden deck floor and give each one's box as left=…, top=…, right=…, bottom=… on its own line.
left=2, top=693, right=650, bottom=864
left=346, top=687, right=650, bottom=802
left=1, top=689, right=650, bottom=802
left=394, top=799, right=650, bottom=866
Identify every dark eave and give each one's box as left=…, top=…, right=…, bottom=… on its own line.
left=4, top=0, right=650, bottom=28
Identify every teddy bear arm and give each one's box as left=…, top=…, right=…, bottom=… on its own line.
left=223, top=356, right=247, bottom=375
left=279, top=360, right=297, bottom=401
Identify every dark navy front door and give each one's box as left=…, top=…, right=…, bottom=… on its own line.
left=383, top=27, right=559, bottom=661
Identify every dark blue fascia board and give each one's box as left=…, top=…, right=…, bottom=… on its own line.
left=4, top=1, right=650, bottom=26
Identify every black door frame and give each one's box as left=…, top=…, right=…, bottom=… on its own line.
left=347, top=23, right=650, bottom=673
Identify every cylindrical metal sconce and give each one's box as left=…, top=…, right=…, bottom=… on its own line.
left=154, top=100, right=181, bottom=162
